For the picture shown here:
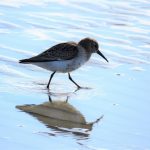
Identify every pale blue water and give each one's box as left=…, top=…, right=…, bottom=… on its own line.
left=0, top=0, right=150, bottom=150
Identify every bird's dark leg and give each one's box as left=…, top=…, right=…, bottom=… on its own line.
left=47, top=71, right=56, bottom=89
left=65, top=96, right=69, bottom=103
left=68, top=73, right=81, bottom=89
left=48, top=94, right=52, bottom=102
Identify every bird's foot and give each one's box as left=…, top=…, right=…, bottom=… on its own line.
left=74, top=86, right=92, bottom=92
left=46, top=85, right=50, bottom=89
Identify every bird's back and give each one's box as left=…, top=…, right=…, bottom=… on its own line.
left=19, top=42, right=79, bottom=63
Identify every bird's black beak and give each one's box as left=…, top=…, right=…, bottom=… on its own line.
left=97, top=50, right=109, bottom=62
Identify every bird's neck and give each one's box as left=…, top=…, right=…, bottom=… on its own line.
left=78, top=46, right=92, bottom=62
left=78, top=42, right=92, bottom=60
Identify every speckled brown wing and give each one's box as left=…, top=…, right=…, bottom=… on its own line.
left=20, top=42, right=78, bottom=63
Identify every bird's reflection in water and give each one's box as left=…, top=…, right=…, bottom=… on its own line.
left=16, top=91, right=103, bottom=139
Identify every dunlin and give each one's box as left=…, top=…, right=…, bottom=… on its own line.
left=19, top=37, right=108, bottom=89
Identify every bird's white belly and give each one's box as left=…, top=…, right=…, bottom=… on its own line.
left=32, top=55, right=87, bottom=73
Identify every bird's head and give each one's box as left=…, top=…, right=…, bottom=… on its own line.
left=78, top=37, right=108, bottom=62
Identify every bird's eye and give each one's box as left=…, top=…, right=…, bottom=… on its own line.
left=94, top=43, right=98, bottom=49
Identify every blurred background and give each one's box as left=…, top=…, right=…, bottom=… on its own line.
left=0, top=0, right=150, bottom=150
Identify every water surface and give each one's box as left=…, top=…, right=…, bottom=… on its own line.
left=0, top=0, right=150, bottom=150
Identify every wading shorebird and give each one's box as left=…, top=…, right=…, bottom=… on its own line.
left=19, top=37, right=108, bottom=89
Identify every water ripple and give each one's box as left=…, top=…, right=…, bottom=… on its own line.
left=0, top=0, right=150, bottom=149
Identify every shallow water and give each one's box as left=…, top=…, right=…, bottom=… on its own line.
left=0, top=0, right=150, bottom=150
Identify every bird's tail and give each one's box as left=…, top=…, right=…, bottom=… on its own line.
left=19, top=58, right=31, bottom=64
